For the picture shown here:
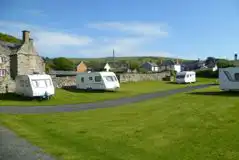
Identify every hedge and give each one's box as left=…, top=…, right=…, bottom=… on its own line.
left=196, top=69, right=218, bottom=78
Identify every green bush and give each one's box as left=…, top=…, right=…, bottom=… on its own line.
left=170, top=70, right=177, bottom=77
left=216, top=59, right=235, bottom=68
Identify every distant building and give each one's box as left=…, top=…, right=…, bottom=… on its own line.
left=181, top=60, right=206, bottom=71
left=158, top=59, right=181, bottom=73
left=76, top=61, right=87, bottom=72
left=141, top=62, right=159, bottom=72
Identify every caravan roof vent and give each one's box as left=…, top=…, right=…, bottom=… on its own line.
left=33, top=72, right=40, bottom=74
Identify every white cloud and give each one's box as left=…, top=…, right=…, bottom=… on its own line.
left=34, top=31, right=92, bottom=46
left=0, top=20, right=172, bottom=58
left=88, top=21, right=168, bottom=37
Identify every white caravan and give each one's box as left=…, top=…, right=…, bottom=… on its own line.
left=76, top=71, right=120, bottom=91
left=15, top=74, right=55, bottom=98
left=219, top=67, right=239, bottom=91
left=176, top=71, right=196, bottom=84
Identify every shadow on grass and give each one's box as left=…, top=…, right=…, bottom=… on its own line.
left=0, top=93, right=42, bottom=101
left=166, top=82, right=197, bottom=85
left=62, top=85, right=117, bottom=93
left=188, top=91, right=239, bottom=97
left=166, top=81, right=177, bottom=84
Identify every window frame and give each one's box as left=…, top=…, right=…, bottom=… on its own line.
left=20, top=80, right=25, bottom=87
left=0, top=69, right=6, bottom=77
left=81, top=77, right=84, bottom=83
left=25, top=80, right=29, bottom=87
left=31, top=80, right=38, bottom=88
left=235, top=73, right=239, bottom=81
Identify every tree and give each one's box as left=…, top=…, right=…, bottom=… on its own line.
left=52, top=57, right=75, bottom=71
left=205, top=57, right=216, bottom=67
left=129, top=61, right=140, bottom=70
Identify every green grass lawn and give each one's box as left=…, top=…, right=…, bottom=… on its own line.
left=1, top=85, right=239, bottom=160
left=0, top=78, right=214, bottom=106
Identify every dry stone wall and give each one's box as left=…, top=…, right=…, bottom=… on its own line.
left=51, top=75, right=76, bottom=88
left=51, top=72, right=170, bottom=88
left=118, top=72, right=170, bottom=83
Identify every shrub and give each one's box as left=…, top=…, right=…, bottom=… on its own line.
left=138, top=68, right=148, bottom=73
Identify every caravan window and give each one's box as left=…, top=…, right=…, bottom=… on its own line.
left=176, top=75, right=185, bottom=79
left=20, top=80, right=24, bottom=87
left=45, top=79, right=51, bottom=86
left=89, top=77, right=93, bottom=81
left=32, top=80, right=38, bottom=88
left=81, top=77, right=84, bottom=83
left=25, top=80, right=29, bottom=87
left=104, top=76, right=114, bottom=82
left=113, top=76, right=118, bottom=81
left=95, top=76, right=101, bottom=82
left=235, top=73, right=239, bottom=81
left=37, top=80, right=47, bottom=88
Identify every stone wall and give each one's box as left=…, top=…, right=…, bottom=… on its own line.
left=51, top=71, right=170, bottom=88
left=0, top=53, right=12, bottom=93
left=15, top=54, right=45, bottom=78
left=0, top=78, right=16, bottom=93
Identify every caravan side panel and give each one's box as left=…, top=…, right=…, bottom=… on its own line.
left=219, top=68, right=239, bottom=91
left=76, top=73, right=106, bottom=90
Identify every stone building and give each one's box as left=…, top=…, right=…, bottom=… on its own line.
left=0, top=30, right=45, bottom=93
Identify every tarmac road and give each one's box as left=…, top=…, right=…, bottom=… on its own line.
left=0, top=84, right=214, bottom=114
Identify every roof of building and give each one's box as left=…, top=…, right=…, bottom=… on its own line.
left=143, top=61, right=158, bottom=67
left=160, top=60, right=175, bottom=66
left=0, top=40, right=21, bottom=56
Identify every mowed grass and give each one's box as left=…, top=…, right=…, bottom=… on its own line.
left=0, top=78, right=214, bottom=106
left=1, top=85, right=239, bottom=160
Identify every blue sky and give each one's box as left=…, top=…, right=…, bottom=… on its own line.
left=0, top=0, right=239, bottom=60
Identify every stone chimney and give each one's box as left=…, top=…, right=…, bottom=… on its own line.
left=235, top=53, right=238, bottom=61
left=29, top=38, right=33, bottom=44
left=22, top=30, right=30, bottom=43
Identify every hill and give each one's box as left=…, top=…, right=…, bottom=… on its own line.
left=69, top=56, right=192, bottom=65
left=0, top=32, right=21, bottom=44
